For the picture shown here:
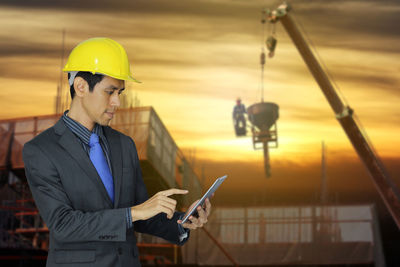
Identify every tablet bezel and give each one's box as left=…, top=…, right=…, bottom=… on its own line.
left=180, top=175, right=227, bottom=224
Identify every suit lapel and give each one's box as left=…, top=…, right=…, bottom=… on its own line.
left=54, top=119, right=113, bottom=208
left=103, top=126, right=122, bottom=208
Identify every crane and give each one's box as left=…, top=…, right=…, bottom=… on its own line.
left=264, top=2, right=400, bottom=229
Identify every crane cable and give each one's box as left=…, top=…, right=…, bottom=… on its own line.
left=255, top=10, right=266, bottom=102
left=260, top=11, right=266, bottom=103
left=259, top=10, right=278, bottom=104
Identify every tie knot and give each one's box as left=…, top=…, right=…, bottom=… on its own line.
left=89, top=133, right=99, bottom=147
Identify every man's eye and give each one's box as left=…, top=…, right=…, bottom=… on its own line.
left=106, top=91, right=113, bottom=95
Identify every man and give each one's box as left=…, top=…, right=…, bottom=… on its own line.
left=233, top=97, right=247, bottom=136
left=22, top=37, right=210, bottom=267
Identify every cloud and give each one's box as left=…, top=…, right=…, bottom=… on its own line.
left=290, top=0, right=400, bottom=38
left=0, top=55, right=62, bottom=83
left=332, top=66, right=400, bottom=96
left=0, top=0, right=398, bottom=165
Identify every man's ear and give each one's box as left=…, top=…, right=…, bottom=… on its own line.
left=73, top=77, right=89, bottom=97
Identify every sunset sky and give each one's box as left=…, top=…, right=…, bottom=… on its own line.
left=0, top=0, right=399, bottom=207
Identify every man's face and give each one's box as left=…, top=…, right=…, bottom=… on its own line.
left=81, top=75, right=125, bottom=126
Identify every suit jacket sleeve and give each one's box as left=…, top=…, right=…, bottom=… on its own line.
left=23, top=141, right=128, bottom=243
left=127, top=137, right=189, bottom=246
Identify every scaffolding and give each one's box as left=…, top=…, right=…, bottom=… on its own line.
left=182, top=205, right=385, bottom=266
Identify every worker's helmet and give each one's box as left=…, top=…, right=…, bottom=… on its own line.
left=63, top=37, right=140, bottom=83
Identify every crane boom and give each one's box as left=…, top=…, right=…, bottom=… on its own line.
left=267, top=3, right=400, bottom=229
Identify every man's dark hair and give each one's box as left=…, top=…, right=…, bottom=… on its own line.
left=69, top=71, right=104, bottom=99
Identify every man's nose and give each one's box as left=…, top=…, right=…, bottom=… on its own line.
left=110, top=93, right=121, bottom=108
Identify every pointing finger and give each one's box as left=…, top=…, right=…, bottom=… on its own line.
left=159, top=188, right=189, bottom=197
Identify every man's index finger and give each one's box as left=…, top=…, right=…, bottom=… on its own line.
left=161, top=188, right=189, bottom=196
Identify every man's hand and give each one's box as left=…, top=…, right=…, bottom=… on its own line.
left=131, top=189, right=188, bottom=221
left=177, top=198, right=212, bottom=230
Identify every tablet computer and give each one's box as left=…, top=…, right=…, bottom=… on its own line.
left=180, top=175, right=227, bottom=224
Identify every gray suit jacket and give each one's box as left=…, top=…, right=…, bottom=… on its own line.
left=22, top=118, right=188, bottom=267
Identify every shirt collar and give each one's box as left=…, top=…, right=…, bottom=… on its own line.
left=62, top=110, right=106, bottom=146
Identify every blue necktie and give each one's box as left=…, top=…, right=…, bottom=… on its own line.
left=89, top=133, right=114, bottom=203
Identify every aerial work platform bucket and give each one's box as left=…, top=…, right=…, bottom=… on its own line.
left=247, top=102, right=279, bottom=177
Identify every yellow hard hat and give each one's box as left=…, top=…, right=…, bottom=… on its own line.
left=63, top=37, right=140, bottom=83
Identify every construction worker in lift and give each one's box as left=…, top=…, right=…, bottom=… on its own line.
left=233, top=97, right=247, bottom=136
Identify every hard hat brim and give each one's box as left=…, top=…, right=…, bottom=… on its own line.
left=63, top=68, right=141, bottom=83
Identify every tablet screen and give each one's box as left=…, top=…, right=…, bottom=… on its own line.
left=181, top=175, right=227, bottom=224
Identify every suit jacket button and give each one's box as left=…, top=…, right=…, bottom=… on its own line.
left=118, top=247, right=122, bottom=255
